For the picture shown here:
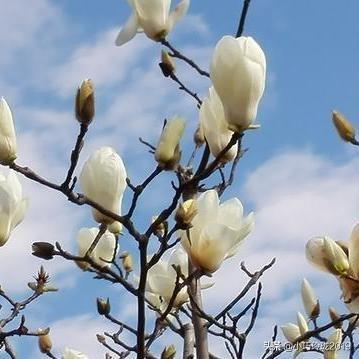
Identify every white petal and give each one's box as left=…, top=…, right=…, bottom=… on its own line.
left=115, top=13, right=139, bottom=46
left=349, top=223, right=359, bottom=278
left=95, top=231, right=117, bottom=266
left=194, top=190, right=219, bottom=227
left=218, top=197, right=244, bottom=229
left=167, top=0, right=190, bottom=31
left=10, top=198, right=28, bottom=230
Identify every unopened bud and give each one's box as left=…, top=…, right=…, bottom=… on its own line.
left=323, top=237, right=350, bottom=275
left=38, top=330, right=52, bottom=353
left=75, top=79, right=95, bottom=125
left=96, top=334, right=106, bottom=344
left=155, top=117, right=186, bottom=170
left=159, top=50, right=176, bottom=77
left=97, top=297, right=111, bottom=315
left=301, top=279, right=320, bottom=319
left=76, top=260, right=90, bottom=271
left=152, top=216, right=167, bottom=237
left=332, top=111, right=359, bottom=145
left=108, top=221, right=122, bottom=235
left=32, top=242, right=55, bottom=260
left=175, top=199, right=198, bottom=229
left=194, top=124, right=205, bottom=147
left=161, top=345, right=176, bottom=359
left=328, top=307, right=342, bottom=329
left=122, top=253, right=133, bottom=273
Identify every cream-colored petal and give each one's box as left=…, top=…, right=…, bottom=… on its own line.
left=95, top=231, right=117, bottom=267
left=349, top=223, right=359, bottom=278
left=115, top=13, right=139, bottom=46
left=167, top=0, right=190, bottom=31
left=10, top=198, right=28, bottom=231
left=218, top=197, right=244, bottom=229
left=194, top=190, right=219, bottom=227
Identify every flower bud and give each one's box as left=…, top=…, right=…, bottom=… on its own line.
left=108, top=221, right=122, bottom=235
left=194, top=124, right=205, bottom=147
left=210, top=36, right=266, bottom=132
left=38, top=330, right=52, bottom=353
left=0, top=98, right=17, bottom=165
left=296, top=312, right=308, bottom=336
left=80, top=147, right=127, bottom=224
left=324, top=329, right=342, bottom=359
left=301, top=278, right=320, bottom=319
left=152, top=216, right=167, bottom=237
left=75, top=79, right=95, bottom=125
left=175, top=199, right=198, bottom=229
left=323, top=237, right=350, bottom=275
left=122, top=252, right=133, bottom=273
left=159, top=50, right=176, bottom=77
left=155, top=117, right=185, bottom=170
left=328, top=307, right=342, bottom=329
left=161, top=345, right=176, bottom=359
left=32, top=242, right=55, bottom=260
left=96, top=297, right=111, bottom=315
left=96, top=334, right=106, bottom=344
left=281, top=323, right=301, bottom=344
left=332, top=111, right=358, bottom=145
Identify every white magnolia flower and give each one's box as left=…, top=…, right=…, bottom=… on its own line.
left=0, top=98, right=17, bottom=165
left=180, top=190, right=254, bottom=273
left=146, top=247, right=189, bottom=309
left=281, top=323, right=301, bottom=344
left=77, top=227, right=117, bottom=267
left=199, top=87, right=238, bottom=162
left=306, top=225, right=359, bottom=313
left=305, top=236, right=349, bottom=275
left=61, top=347, right=88, bottom=359
left=80, top=147, right=127, bottom=224
left=0, top=170, right=28, bottom=247
left=324, top=329, right=342, bottom=359
left=210, top=36, right=266, bottom=132
left=155, top=116, right=185, bottom=169
left=301, top=278, right=319, bottom=319
left=116, top=0, right=190, bottom=46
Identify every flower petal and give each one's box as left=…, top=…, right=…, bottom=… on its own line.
left=167, top=0, right=190, bottom=31
left=115, top=13, right=139, bottom=46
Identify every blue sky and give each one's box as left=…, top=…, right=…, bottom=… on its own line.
left=1, top=0, right=359, bottom=358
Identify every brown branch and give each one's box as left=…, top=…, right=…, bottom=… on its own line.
left=61, top=123, right=88, bottom=189
left=161, top=40, right=210, bottom=77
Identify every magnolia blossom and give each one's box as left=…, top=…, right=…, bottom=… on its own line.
left=281, top=323, right=301, bottom=344
left=77, top=227, right=117, bottom=268
left=61, top=347, right=88, bottom=359
left=180, top=190, right=254, bottom=273
left=80, top=147, right=127, bottom=224
left=305, top=236, right=349, bottom=275
left=306, top=225, right=359, bottom=313
left=199, top=87, right=238, bottom=162
left=154, top=116, right=185, bottom=169
left=210, top=36, right=266, bottom=132
left=0, top=98, right=17, bottom=165
left=146, top=247, right=189, bottom=309
left=0, top=170, right=28, bottom=247
left=116, top=0, right=190, bottom=46
left=324, top=329, right=342, bottom=359
left=301, top=278, right=319, bottom=319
